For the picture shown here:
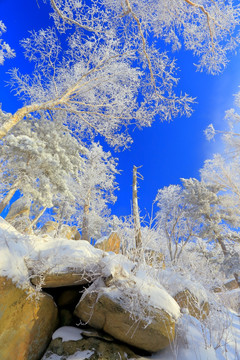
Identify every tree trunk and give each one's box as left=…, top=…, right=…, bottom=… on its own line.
left=55, top=202, right=67, bottom=237
left=217, top=237, right=228, bottom=257
left=82, top=189, right=91, bottom=242
left=25, top=206, right=47, bottom=234
left=132, top=165, right=142, bottom=249
left=0, top=181, right=19, bottom=214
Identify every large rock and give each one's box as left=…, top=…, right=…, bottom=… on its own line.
left=42, top=326, right=148, bottom=360
left=95, top=232, right=121, bottom=254
left=31, top=270, right=96, bottom=288
left=74, top=275, right=180, bottom=352
left=0, top=277, right=58, bottom=360
left=174, top=289, right=209, bottom=320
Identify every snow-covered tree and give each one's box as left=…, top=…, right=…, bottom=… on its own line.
left=155, top=177, right=240, bottom=262
left=77, top=142, right=119, bottom=241
left=0, top=30, right=144, bottom=146
left=0, top=113, right=86, bottom=228
left=1, top=0, right=239, bottom=140
left=204, top=88, right=240, bottom=204
left=0, top=20, right=15, bottom=65
left=132, top=165, right=143, bottom=249
left=155, top=183, right=199, bottom=262
left=181, top=178, right=240, bottom=256
left=202, top=88, right=240, bottom=256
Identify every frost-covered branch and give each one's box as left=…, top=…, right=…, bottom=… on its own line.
left=0, top=20, right=15, bottom=65
left=49, top=0, right=100, bottom=33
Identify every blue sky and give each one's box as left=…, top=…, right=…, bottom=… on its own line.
left=1, top=0, right=240, bottom=219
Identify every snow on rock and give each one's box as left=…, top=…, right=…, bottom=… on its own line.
left=0, top=217, right=104, bottom=289
left=0, top=217, right=32, bottom=288
left=94, top=235, right=108, bottom=245
left=159, top=268, right=209, bottom=305
left=75, top=255, right=181, bottom=352
left=28, top=237, right=103, bottom=276
left=42, top=350, right=94, bottom=360
left=99, top=253, right=180, bottom=320
left=100, top=253, right=136, bottom=277
left=52, top=327, right=83, bottom=342
left=0, top=276, right=58, bottom=360
left=75, top=274, right=179, bottom=352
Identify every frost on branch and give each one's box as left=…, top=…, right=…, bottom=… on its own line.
left=49, top=0, right=240, bottom=74
left=1, top=1, right=240, bottom=140
left=0, top=20, right=15, bottom=65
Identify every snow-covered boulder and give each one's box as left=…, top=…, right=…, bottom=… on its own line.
left=28, top=238, right=104, bottom=288
left=74, top=257, right=180, bottom=352
left=42, top=326, right=147, bottom=360
left=0, top=277, right=58, bottom=360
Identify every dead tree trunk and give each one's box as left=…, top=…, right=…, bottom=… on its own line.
left=132, top=165, right=142, bottom=249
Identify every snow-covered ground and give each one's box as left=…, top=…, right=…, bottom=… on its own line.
left=150, top=311, right=240, bottom=360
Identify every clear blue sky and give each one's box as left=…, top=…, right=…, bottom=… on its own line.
left=1, top=0, right=240, bottom=219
